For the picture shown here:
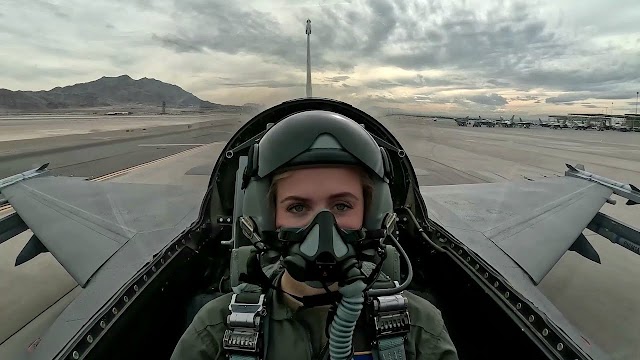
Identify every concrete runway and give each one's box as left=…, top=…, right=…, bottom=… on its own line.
left=1, top=113, right=639, bottom=359
left=380, top=117, right=640, bottom=360
left=0, top=114, right=240, bottom=142
left=0, top=114, right=245, bottom=180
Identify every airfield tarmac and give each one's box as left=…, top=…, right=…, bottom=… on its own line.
left=1, top=114, right=639, bottom=359
left=0, top=114, right=237, bottom=142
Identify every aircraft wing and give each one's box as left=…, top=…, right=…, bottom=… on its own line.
left=421, top=173, right=612, bottom=284
left=1, top=166, right=205, bottom=287
left=419, top=165, right=640, bottom=359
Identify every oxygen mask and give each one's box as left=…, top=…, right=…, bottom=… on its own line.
left=276, top=210, right=369, bottom=287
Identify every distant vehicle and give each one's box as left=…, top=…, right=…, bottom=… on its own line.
left=614, top=124, right=630, bottom=132
left=105, top=111, right=133, bottom=115
left=570, top=122, right=589, bottom=130
left=547, top=120, right=568, bottom=129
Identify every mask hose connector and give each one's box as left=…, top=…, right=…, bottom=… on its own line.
left=329, top=279, right=366, bottom=360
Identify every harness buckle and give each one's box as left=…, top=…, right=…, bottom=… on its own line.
left=223, top=294, right=266, bottom=358
left=372, top=294, right=411, bottom=339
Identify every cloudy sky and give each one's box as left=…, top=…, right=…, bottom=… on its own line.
left=2, top=0, right=639, bottom=117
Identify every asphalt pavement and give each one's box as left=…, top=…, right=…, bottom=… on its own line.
left=0, top=116, right=244, bottom=180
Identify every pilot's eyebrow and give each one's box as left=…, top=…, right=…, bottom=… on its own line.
left=328, top=192, right=359, bottom=201
left=280, top=195, right=311, bottom=204
left=279, top=192, right=359, bottom=204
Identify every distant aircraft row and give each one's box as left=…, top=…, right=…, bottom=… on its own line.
left=451, top=116, right=639, bottom=132
left=453, top=115, right=533, bottom=128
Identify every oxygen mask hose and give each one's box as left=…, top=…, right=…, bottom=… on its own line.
left=329, top=279, right=366, bottom=360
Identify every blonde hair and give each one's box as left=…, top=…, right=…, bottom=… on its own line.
left=267, top=165, right=374, bottom=211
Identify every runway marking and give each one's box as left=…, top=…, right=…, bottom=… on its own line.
left=0, top=143, right=215, bottom=215
left=91, top=145, right=207, bottom=181
left=138, top=144, right=205, bottom=147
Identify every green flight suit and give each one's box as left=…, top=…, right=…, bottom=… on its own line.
left=171, top=271, right=458, bottom=360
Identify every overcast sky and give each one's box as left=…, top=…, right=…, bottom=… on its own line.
left=2, top=0, right=639, bottom=117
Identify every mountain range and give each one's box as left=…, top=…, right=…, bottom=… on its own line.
left=0, top=75, right=248, bottom=112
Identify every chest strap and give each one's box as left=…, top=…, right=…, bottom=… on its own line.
left=224, top=281, right=409, bottom=360
left=223, top=293, right=267, bottom=360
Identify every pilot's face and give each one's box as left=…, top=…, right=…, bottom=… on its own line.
left=274, top=166, right=365, bottom=229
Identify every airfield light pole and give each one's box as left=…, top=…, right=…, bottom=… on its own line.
left=635, top=91, right=638, bottom=130
left=306, top=19, right=312, bottom=98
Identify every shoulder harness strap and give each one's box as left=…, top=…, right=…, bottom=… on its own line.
left=223, top=293, right=267, bottom=360
left=368, top=289, right=411, bottom=360
left=224, top=262, right=280, bottom=360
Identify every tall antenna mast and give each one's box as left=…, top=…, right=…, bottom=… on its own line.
left=306, top=19, right=312, bottom=98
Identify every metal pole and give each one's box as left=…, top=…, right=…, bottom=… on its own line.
left=305, top=19, right=312, bottom=98
left=635, top=91, right=638, bottom=130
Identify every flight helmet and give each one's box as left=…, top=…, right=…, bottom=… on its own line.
left=241, top=110, right=394, bottom=235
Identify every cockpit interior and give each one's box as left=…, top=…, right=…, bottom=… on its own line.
left=83, top=99, right=550, bottom=360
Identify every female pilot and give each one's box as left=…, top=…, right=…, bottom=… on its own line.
left=171, top=110, right=458, bottom=360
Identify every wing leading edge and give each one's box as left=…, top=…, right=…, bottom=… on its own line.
left=421, top=175, right=612, bottom=284
left=1, top=173, right=205, bottom=287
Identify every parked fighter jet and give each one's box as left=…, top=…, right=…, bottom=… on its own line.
left=1, top=98, right=639, bottom=360
left=515, top=117, right=534, bottom=128
left=472, top=116, right=496, bottom=127
left=498, top=115, right=515, bottom=127
left=454, top=116, right=470, bottom=126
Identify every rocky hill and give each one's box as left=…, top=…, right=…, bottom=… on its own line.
left=0, top=75, right=246, bottom=112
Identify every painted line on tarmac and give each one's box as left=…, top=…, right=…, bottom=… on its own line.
left=90, top=145, right=208, bottom=181
left=137, top=143, right=205, bottom=147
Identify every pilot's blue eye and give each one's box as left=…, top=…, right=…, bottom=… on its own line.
left=335, top=203, right=352, bottom=211
left=288, top=204, right=305, bottom=213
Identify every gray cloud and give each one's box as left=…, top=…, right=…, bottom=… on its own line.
left=151, top=33, right=202, bottom=53
left=325, top=75, right=350, bottom=82
left=218, top=80, right=302, bottom=88
left=467, top=93, right=508, bottom=106
left=33, top=0, right=70, bottom=19
left=546, top=93, right=589, bottom=103
left=487, top=79, right=510, bottom=87
left=151, top=0, right=638, bottom=100
left=546, top=90, right=637, bottom=104
left=510, top=95, right=540, bottom=101
left=363, top=73, right=476, bottom=90
left=2, top=0, right=639, bottom=113
left=152, top=0, right=308, bottom=66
